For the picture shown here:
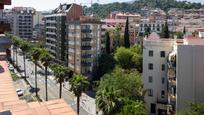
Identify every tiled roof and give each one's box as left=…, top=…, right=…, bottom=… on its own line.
left=0, top=61, right=76, bottom=115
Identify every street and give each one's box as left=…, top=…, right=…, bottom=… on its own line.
left=11, top=48, right=96, bottom=115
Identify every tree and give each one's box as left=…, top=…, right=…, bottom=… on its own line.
left=97, top=67, right=143, bottom=101
left=114, top=47, right=134, bottom=69
left=11, top=36, right=22, bottom=68
left=96, top=86, right=122, bottom=115
left=31, top=47, right=42, bottom=97
left=130, top=45, right=143, bottom=73
left=144, top=26, right=151, bottom=37
left=124, top=17, right=130, bottom=48
left=19, top=41, right=30, bottom=81
left=161, top=21, right=170, bottom=38
left=117, top=98, right=148, bottom=115
left=105, top=31, right=111, bottom=54
left=112, top=27, right=122, bottom=51
left=40, top=49, right=52, bottom=101
left=69, top=74, right=89, bottom=115
left=96, top=67, right=144, bottom=114
left=94, top=54, right=115, bottom=80
left=52, top=64, right=69, bottom=98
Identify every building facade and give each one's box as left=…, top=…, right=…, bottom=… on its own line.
left=45, top=3, right=83, bottom=65
left=67, top=16, right=104, bottom=77
left=143, top=32, right=204, bottom=115
left=143, top=32, right=175, bottom=115
left=10, top=7, right=35, bottom=39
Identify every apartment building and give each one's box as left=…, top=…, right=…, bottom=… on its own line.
left=45, top=3, right=83, bottom=65
left=167, top=36, right=204, bottom=114
left=66, top=16, right=104, bottom=77
left=102, top=12, right=141, bottom=46
left=143, top=31, right=204, bottom=114
left=10, top=7, right=35, bottom=39
left=143, top=32, right=175, bottom=115
left=0, top=0, right=11, bottom=34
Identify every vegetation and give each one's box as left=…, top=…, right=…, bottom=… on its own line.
left=84, top=0, right=204, bottom=18
left=117, top=99, right=148, bottom=115
left=96, top=67, right=146, bottom=114
left=105, top=31, right=111, bottom=54
left=69, top=74, right=89, bottom=115
left=161, top=21, right=170, bottom=38
left=31, top=47, right=42, bottom=97
left=114, top=45, right=142, bottom=71
left=52, top=64, right=69, bottom=98
left=11, top=72, right=21, bottom=81
left=124, top=17, right=130, bottom=48
left=40, top=49, right=52, bottom=101
left=144, top=26, right=151, bottom=37
left=94, top=54, right=115, bottom=80
left=179, top=102, right=204, bottom=115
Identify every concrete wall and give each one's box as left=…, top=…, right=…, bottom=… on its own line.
left=176, top=45, right=204, bottom=113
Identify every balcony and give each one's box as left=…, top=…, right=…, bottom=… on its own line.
left=82, top=37, right=92, bottom=41
left=168, top=79, right=176, bottom=86
left=82, top=54, right=92, bottom=58
left=167, top=68, right=176, bottom=79
left=81, top=62, right=92, bottom=67
left=169, top=94, right=176, bottom=102
left=81, top=29, right=92, bottom=33
left=81, top=46, right=91, bottom=50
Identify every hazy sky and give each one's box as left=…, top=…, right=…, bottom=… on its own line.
left=4, top=0, right=204, bottom=11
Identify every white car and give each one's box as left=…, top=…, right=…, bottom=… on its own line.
left=16, top=89, right=24, bottom=96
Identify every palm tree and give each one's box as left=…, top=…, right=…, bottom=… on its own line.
left=52, top=64, right=69, bottom=98
left=11, top=36, right=22, bottom=68
left=69, top=74, right=89, bottom=115
left=19, top=41, right=30, bottom=80
left=96, top=86, right=121, bottom=115
left=40, top=50, right=52, bottom=101
left=31, top=47, right=42, bottom=97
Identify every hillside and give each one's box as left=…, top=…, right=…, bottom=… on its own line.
left=83, top=0, right=204, bottom=18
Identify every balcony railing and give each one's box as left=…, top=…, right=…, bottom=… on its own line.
left=81, top=62, right=92, bottom=66
left=81, top=29, right=92, bottom=33
left=169, top=94, right=176, bottom=102
left=81, top=46, right=92, bottom=50
left=168, top=79, right=176, bottom=86
left=82, top=37, right=92, bottom=41
left=167, top=68, right=176, bottom=79
left=82, top=54, right=92, bottom=58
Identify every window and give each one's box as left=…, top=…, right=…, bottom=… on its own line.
left=148, top=76, right=153, bottom=83
left=162, top=77, right=165, bottom=84
left=161, top=90, right=165, bottom=98
left=149, top=50, right=153, bottom=57
left=160, top=51, right=165, bottom=57
left=148, top=63, right=153, bottom=70
left=148, top=89, right=153, bottom=96
left=162, top=64, right=165, bottom=71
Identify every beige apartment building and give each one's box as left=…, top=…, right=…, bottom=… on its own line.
left=143, top=31, right=204, bottom=115
left=143, top=32, right=175, bottom=115
left=66, top=16, right=104, bottom=77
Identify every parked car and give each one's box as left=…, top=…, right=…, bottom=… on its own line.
left=16, top=89, right=24, bottom=96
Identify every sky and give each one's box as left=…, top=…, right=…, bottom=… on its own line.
left=4, top=0, right=204, bottom=11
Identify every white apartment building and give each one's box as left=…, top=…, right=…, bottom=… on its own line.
left=139, top=19, right=175, bottom=36
left=143, top=32, right=175, bottom=115
left=143, top=32, right=204, bottom=115
left=11, top=7, right=35, bottom=39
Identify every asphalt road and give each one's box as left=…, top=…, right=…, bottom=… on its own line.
left=11, top=48, right=92, bottom=115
